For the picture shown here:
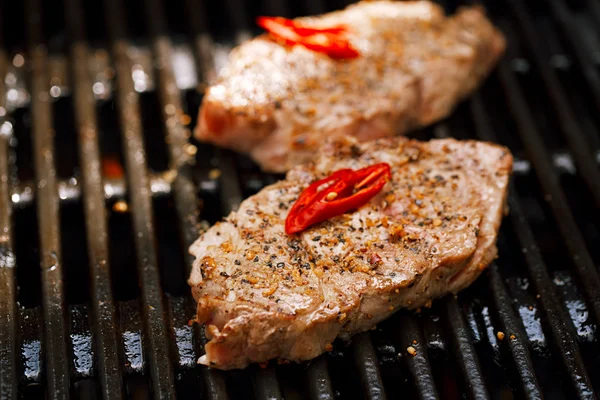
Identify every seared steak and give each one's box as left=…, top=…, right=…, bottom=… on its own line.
left=189, top=136, right=512, bottom=369
left=195, top=1, right=505, bottom=172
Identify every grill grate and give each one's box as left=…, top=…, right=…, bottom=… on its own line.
left=0, top=0, right=599, bottom=399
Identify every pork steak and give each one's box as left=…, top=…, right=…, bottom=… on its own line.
left=189, top=136, right=512, bottom=369
left=195, top=1, right=506, bottom=172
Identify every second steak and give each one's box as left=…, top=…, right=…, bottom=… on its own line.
left=195, top=1, right=505, bottom=172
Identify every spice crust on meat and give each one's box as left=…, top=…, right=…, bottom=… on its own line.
left=189, top=136, right=512, bottom=369
left=195, top=1, right=506, bottom=172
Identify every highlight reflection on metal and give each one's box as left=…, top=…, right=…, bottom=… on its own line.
left=4, top=55, right=30, bottom=110
left=127, top=46, right=155, bottom=92
left=9, top=171, right=177, bottom=207
left=5, top=150, right=592, bottom=209
left=89, top=49, right=114, bottom=100
left=2, top=44, right=199, bottom=103
left=0, top=120, right=13, bottom=137
left=172, top=44, right=198, bottom=90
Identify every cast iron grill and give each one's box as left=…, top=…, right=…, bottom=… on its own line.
left=0, top=0, right=599, bottom=398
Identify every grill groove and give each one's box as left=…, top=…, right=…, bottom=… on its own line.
left=103, top=0, right=177, bottom=396
left=471, top=75, right=596, bottom=397
left=545, top=0, right=600, bottom=114
left=63, top=0, right=124, bottom=397
left=395, top=314, right=438, bottom=400
left=505, top=0, right=600, bottom=209
left=496, top=56, right=600, bottom=328
left=352, top=333, right=386, bottom=400
left=470, top=94, right=543, bottom=399
left=25, top=0, right=71, bottom=397
left=0, top=24, right=18, bottom=399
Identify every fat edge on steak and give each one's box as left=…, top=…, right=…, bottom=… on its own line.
left=189, top=136, right=513, bottom=369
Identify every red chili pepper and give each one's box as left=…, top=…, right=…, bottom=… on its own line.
left=256, top=16, right=360, bottom=59
left=285, top=163, right=391, bottom=235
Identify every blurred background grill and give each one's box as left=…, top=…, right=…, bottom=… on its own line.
left=0, top=0, right=600, bottom=398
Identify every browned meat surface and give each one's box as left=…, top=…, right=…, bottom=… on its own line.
left=195, top=1, right=505, bottom=172
left=189, top=136, right=513, bottom=369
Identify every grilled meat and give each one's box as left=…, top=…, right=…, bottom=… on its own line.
left=189, top=136, right=513, bottom=369
left=195, top=1, right=505, bottom=172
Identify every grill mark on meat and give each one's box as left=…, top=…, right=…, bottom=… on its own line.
left=194, top=1, right=506, bottom=172
left=189, top=136, right=512, bottom=369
